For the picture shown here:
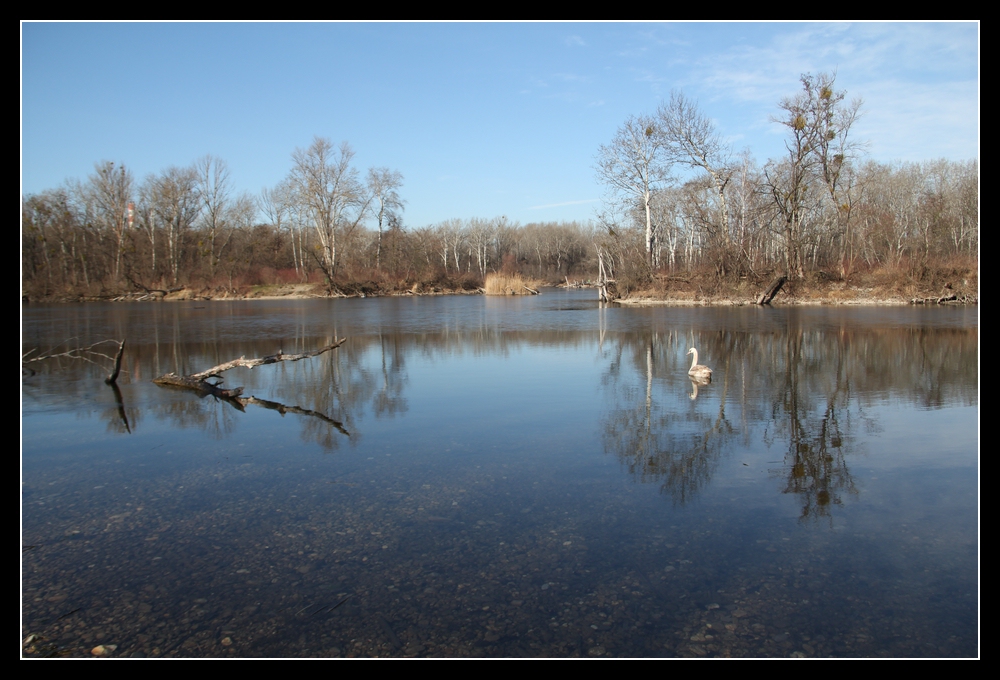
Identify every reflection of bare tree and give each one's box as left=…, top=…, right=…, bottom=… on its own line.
left=280, top=342, right=369, bottom=450
left=263, top=336, right=410, bottom=450
left=779, top=394, right=858, bottom=521
left=373, top=334, right=408, bottom=418
left=26, top=305, right=977, bottom=479
left=151, top=391, right=241, bottom=440
left=601, top=332, right=734, bottom=504
left=598, top=318, right=977, bottom=516
left=761, top=322, right=860, bottom=522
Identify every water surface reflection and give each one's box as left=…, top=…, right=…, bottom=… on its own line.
left=22, top=294, right=978, bottom=657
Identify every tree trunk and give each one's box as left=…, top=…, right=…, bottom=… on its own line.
left=757, top=275, right=787, bottom=305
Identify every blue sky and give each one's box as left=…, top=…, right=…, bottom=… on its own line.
left=21, top=22, right=979, bottom=228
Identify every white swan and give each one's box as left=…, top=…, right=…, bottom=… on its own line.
left=686, top=347, right=712, bottom=381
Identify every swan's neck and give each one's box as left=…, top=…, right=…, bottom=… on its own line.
left=690, top=349, right=699, bottom=369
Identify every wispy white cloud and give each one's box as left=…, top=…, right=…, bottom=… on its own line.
left=630, top=68, right=666, bottom=84
left=618, top=23, right=978, bottom=161
left=859, top=79, right=979, bottom=160
left=693, top=22, right=977, bottom=107
left=543, top=90, right=583, bottom=103
left=529, top=199, right=600, bottom=210
left=564, top=35, right=586, bottom=47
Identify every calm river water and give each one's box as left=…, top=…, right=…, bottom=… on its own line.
left=21, top=290, right=979, bottom=657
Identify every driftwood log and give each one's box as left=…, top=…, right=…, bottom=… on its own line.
left=153, top=339, right=346, bottom=398
left=757, top=276, right=787, bottom=305
left=910, top=284, right=974, bottom=305
left=910, top=293, right=973, bottom=305
left=152, top=339, right=350, bottom=433
left=124, top=273, right=185, bottom=300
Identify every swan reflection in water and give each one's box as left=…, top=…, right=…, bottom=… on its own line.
left=688, top=378, right=709, bottom=400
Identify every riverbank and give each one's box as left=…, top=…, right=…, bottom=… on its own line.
left=616, top=286, right=978, bottom=307
left=22, top=283, right=978, bottom=306
left=613, top=262, right=978, bottom=307
left=173, top=282, right=485, bottom=301
left=21, top=263, right=978, bottom=306
left=22, top=275, right=485, bottom=304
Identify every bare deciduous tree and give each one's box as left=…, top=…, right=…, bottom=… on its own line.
left=657, top=91, right=737, bottom=273
left=220, top=191, right=259, bottom=290
left=87, top=161, right=134, bottom=281
left=288, top=137, right=368, bottom=287
left=595, top=115, right=671, bottom=267
left=259, top=180, right=301, bottom=279
left=367, top=167, right=405, bottom=271
left=144, top=165, right=201, bottom=285
left=196, top=155, right=236, bottom=279
left=764, top=73, right=863, bottom=279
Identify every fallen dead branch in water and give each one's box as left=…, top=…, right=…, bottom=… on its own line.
left=153, top=339, right=346, bottom=397
left=152, top=340, right=350, bottom=433
left=22, top=338, right=126, bottom=384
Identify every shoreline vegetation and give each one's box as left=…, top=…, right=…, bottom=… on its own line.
left=22, top=260, right=977, bottom=307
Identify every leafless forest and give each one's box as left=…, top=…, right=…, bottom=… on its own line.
left=22, top=74, right=977, bottom=301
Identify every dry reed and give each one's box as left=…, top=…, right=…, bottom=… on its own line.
left=483, top=273, right=542, bottom=296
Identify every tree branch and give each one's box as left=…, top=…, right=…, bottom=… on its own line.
left=187, top=339, right=346, bottom=380
left=153, top=339, right=346, bottom=394
left=23, top=338, right=126, bottom=383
